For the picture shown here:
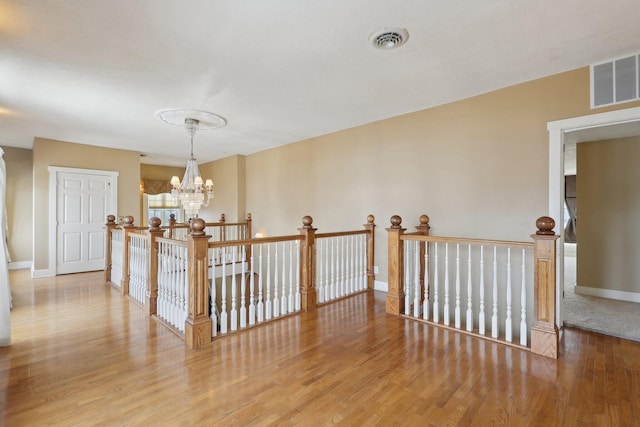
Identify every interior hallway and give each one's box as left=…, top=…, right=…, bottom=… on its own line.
left=563, top=243, right=640, bottom=341
left=1, top=269, right=640, bottom=426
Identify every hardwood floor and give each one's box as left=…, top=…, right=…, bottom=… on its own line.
left=2, top=270, right=640, bottom=426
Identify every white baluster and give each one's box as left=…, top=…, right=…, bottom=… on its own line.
left=231, top=246, right=238, bottom=331
left=444, top=243, right=450, bottom=326
left=479, top=246, right=485, bottom=335
left=257, top=244, right=264, bottom=322
left=318, top=239, right=324, bottom=303
left=466, top=244, right=473, bottom=332
left=265, top=244, right=272, bottom=320
left=240, top=245, right=247, bottom=328
left=288, top=241, right=294, bottom=313
left=330, top=238, right=336, bottom=300
left=295, top=240, right=301, bottom=310
left=221, top=247, right=228, bottom=334
left=211, top=259, right=217, bottom=337
left=273, top=242, right=280, bottom=317
left=350, top=235, right=355, bottom=294
left=360, top=234, right=366, bottom=291
left=404, top=242, right=411, bottom=316
left=520, top=247, right=527, bottom=346
left=491, top=246, right=498, bottom=339
left=281, top=242, right=287, bottom=316
left=414, top=241, right=420, bottom=318
left=340, top=237, right=346, bottom=297
left=249, top=245, right=256, bottom=326
left=506, top=247, right=512, bottom=343
left=433, top=242, right=439, bottom=323
left=423, top=241, right=430, bottom=320
left=455, top=243, right=461, bottom=329
left=182, top=246, right=188, bottom=331
left=169, top=244, right=176, bottom=327
left=158, top=242, right=164, bottom=320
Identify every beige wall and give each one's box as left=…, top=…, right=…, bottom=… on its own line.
left=198, top=155, right=246, bottom=222
left=2, top=147, right=33, bottom=264
left=33, top=138, right=140, bottom=271
left=246, top=67, right=640, bottom=281
left=577, top=136, right=640, bottom=293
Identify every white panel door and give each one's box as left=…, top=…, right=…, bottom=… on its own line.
left=56, top=172, right=114, bottom=274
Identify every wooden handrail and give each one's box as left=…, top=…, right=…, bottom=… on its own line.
left=207, top=235, right=304, bottom=248
left=315, top=229, right=368, bottom=239
left=401, top=233, right=534, bottom=249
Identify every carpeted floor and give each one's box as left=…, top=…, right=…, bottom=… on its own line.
left=563, top=243, right=640, bottom=341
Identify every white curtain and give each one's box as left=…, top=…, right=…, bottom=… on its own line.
left=0, top=148, right=11, bottom=347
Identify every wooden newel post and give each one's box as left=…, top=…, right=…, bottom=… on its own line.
left=246, top=213, right=252, bottom=270
left=121, top=216, right=135, bottom=296
left=219, top=213, right=227, bottom=241
left=363, top=214, right=376, bottom=289
left=416, top=215, right=430, bottom=302
left=298, top=215, right=317, bottom=311
left=105, top=215, right=117, bottom=284
left=530, top=216, right=560, bottom=359
left=386, top=215, right=406, bottom=315
left=168, top=214, right=176, bottom=238
left=185, top=218, right=212, bottom=349
left=147, top=217, right=164, bottom=316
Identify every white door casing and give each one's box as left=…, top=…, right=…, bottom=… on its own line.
left=547, top=105, right=640, bottom=329
left=48, top=167, right=118, bottom=275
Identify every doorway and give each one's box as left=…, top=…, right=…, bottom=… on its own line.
left=548, top=105, right=640, bottom=329
left=48, top=167, right=118, bottom=275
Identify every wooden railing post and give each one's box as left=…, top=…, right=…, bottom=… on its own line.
left=147, top=217, right=164, bottom=316
left=415, top=215, right=430, bottom=304
left=121, top=216, right=135, bottom=296
left=530, top=216, right=560, bottom=359
left=386, top=215, right=406, bottom=315
left=220, top=213, right=226, bottom=241
left=245, top=213, right=252, bottom=270
left=168, top=213, right=176, bottom=238
left=298, top=215, right=317, bottom=311
left=363, top=214, right=376, bottom=289
left=105, top=214, right=117, bottom=284
left=185, top=218, right=212, bottom=349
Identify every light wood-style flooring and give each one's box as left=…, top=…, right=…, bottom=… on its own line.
left=2, top=269, right=640, bottom=426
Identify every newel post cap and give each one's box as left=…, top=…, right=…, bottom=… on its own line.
left=123, top=216, right=135, bottom=228
left=301, top=215, right=313, bottom=229
left=149, top=217, right=162, bottom=231
left=366, top=214, right=375, bottom=224
left=190, top=218, right=206, bottom=236
left=106, top=215, right=116, bottom=225
left=389, top=215, right=402, bottom=229
left=535, top=216, right=556, bottom=235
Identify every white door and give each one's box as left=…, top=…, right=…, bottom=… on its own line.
left=56, top=171, right=115, bottom=274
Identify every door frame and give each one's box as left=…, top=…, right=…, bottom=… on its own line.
left=48, top=166, right=118, bottom=276
left=547, top=105, right=640, bottom=328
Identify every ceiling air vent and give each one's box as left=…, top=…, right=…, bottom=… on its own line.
left=591, top=53, right=639, bottom=108
left=370, top=28, right=409, bottom=50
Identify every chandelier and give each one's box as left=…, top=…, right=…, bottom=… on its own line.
left=156, top=109, right=227, bottom=218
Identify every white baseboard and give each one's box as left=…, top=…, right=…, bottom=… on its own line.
left=31, top=268, right=55, bottom=278
left=575, top=285, right=640, bottom=303
left=8, top=261, right=32, bottom=270
left=374, top=280, right=388, bottom=293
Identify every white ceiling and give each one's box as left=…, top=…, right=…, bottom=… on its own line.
left=1, top=1, right=640, bottom=166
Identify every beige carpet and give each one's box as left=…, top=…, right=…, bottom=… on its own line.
left=563, top=244, right=640, bottom=341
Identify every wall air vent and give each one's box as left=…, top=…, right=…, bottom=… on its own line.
left=591, top=53, right=640, bottom=108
